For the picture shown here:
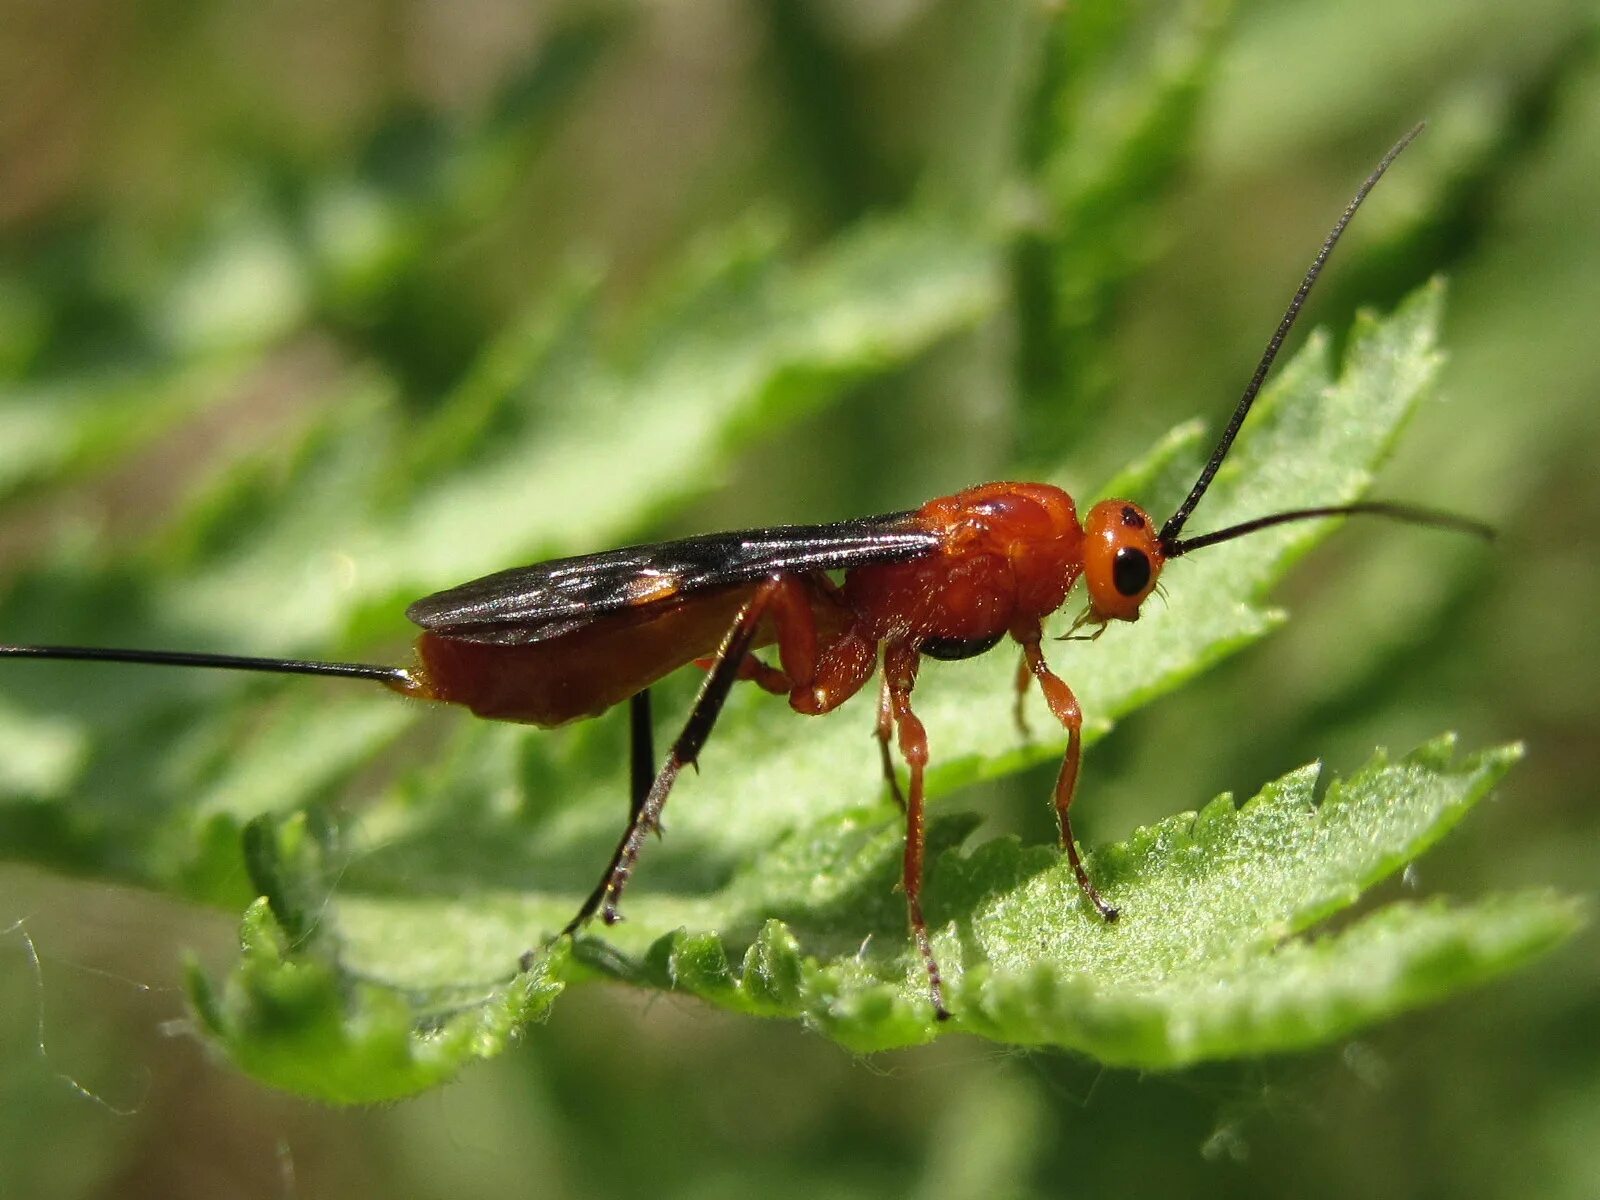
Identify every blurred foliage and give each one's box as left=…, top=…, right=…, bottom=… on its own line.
left=1, top=0, right=1598, bottom=1197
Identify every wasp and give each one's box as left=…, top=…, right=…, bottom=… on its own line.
left=2, top=124, right=1488, bottom=1017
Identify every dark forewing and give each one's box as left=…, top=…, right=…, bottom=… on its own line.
left=406, top=512, right=938, bottom=645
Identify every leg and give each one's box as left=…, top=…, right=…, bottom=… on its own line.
left=692, top=572, right=824, bottom=699
left=1012, top=650, right=1032, bottom=739
left=1013, top=620, right=1118, bottom=922
left=874, top=673, right=906, bottom=811
left=560, top=688, right=659, bottom=941
left=693, top=650, right=792, bottom=696
left=564, top=577, right=783, bottom=935
left=883, top=642, right=949, bottom=1020
left=629, top=688, right=654, bottom=824
left=777, top=615, right=886, bottom=800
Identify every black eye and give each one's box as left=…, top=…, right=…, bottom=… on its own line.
left=1112, top=547, right=1151, bottom=597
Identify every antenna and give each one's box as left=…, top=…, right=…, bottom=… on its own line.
left=1162, top=501, right=1494, bottom=559
left=1156, top=122, right=1426, bottom=550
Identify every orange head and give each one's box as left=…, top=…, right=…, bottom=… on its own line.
left=1081, top=500, right=1165, bottom=623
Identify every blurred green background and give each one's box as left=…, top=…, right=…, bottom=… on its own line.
left=1, top=0, right=1597, bottom=1196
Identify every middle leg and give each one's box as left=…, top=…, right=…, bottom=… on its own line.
left=883, top=641, right=949, bottom=1019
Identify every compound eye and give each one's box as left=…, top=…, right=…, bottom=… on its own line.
left=1112, top=546, right=1152, bottom=598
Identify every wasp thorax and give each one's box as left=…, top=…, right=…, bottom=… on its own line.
left=1081, top=499, right=1165, bottom=623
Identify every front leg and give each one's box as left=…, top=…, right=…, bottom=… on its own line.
left=1012, top=619, right=1119, bottom=922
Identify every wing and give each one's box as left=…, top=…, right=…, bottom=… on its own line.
left=405, top=511, right=939, bottom=645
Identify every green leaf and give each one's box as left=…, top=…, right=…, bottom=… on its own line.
left=198, top=736, right=1579, bottom=1086
left=953, top=739, right=1577, bottom=1065
left=175, top=282, right=1579, bottom=1096
left=963, top=887, right=1581, bottom=1067
left=187, top=899, right=567, bottom=1105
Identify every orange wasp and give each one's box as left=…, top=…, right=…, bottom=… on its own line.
left=1, top=125, right=1488, bottom=1016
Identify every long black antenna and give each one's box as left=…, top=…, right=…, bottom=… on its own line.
left=1157, top=122, right=1426, bottom=550
left=1162, top=501, right=1494, bottom=559
left=0, top=643, right=411, bottom=687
